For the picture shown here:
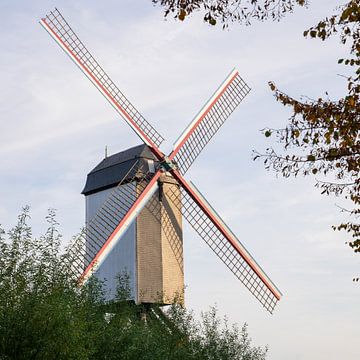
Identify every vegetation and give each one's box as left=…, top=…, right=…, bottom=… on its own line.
left=152, top=0, right=308, bottom=27
left=153, top=0, right=359, bottom=275
left=254, top=0, right=360, bottom=265
left=0, top=208, right=268, bottom=360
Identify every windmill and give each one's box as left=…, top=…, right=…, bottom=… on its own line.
left=40, top=8, right=282, bottom=313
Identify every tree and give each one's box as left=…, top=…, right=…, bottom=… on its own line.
left=151, top=0, right=308, bottom=27
left=0, top=208, right=268, bottom=359
left=0, top=207, right=103, bottom=360
left=154, top=0, right=360, bottom=267
left=253, top=1, right=360, bottom=264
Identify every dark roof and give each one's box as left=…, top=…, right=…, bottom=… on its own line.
left=82, top=144, right=157, bottom=196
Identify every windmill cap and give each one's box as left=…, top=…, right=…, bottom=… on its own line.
left=81, top=144, right=157, bottom=196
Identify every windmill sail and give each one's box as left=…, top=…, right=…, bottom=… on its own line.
left=170, top=69, right=250, bottom=174
left=168, top=172, right=281, bottom=313
left=69, top=159, right=161, bottom=284
left=40, top=8, right=165, bottom=149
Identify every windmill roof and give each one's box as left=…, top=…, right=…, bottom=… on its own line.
left=82, top=144, right=157, bottom=196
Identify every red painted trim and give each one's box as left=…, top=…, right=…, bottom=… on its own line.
left=170, top=169, right=281, bottom=300
left=169, top=71, right=238, bottom=161
left=42, top=18, right=164, bottom=161
left=78, top=170, right=161, bottom=284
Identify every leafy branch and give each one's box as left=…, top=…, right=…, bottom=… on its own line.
left=152, top=0, right=308, bottom=27
left=254, top=1, right=360, bottom=267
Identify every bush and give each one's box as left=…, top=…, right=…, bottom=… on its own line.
left=0, top=208, right=267, bottom=360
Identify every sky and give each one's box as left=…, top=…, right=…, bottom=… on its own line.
left=0, top=1, right=359, bottom=359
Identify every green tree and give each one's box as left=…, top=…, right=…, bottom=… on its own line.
left=0, top=207, right=103, bottom=360
left=152, top=0, right=307, bottom=26
left=0, top=208, right=268, bottom=360
left=254, top=1, right=360, bottom=264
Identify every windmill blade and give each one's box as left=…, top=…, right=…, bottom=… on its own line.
left=169, top=69, right=250, bottom=174
left=80, top=168, right=161, bottom=285
left=69, top=159, right=161, bottom=284
left=40, top=8, right=164, bottom=153
left=169, top=170, right=281, bottom=313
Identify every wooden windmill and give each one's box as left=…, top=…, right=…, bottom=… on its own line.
left=40, top=8, right=282, bottom=313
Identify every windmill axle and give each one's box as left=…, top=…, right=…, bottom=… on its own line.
left=160, top=156, right=178, bottom=172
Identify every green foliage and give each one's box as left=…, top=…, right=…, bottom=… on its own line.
left=254, top=1, right=360, bottom=266
left=0, top=209, right=268, bottom=360
left=152, top=0, right=307, bottom=27
left=0, top=207, right=102, bottom=360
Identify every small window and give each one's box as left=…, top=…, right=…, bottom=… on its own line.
left=147, top=159, right=155, bottom=173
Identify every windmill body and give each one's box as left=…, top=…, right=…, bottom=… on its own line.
left=40, top=8, right=282, bottom=314
left=82, top=145, right=184, bottom=304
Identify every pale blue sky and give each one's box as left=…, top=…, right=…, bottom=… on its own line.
left=0, top=1, right=359, bottom=359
